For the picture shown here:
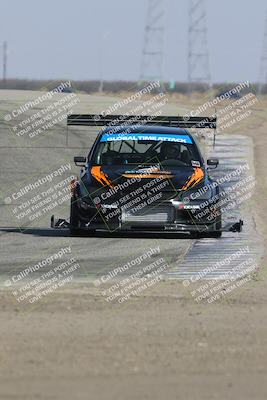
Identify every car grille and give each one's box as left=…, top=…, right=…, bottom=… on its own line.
left=121, top=205, right=174, bottom=225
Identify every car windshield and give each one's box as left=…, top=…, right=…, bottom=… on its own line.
left=92, top=132, right=202, bottom=167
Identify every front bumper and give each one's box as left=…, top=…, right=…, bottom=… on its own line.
left=76, top=199, right=221, bottom=233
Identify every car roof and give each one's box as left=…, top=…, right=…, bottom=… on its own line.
left=102, top=124, right=192, bottom=136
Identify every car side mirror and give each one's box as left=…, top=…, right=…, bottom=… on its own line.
left=74, top=156, right=86, bottom=167
left=207, top=158, right=219, bottom=169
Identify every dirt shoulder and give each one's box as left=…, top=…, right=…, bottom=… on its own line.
left=0, top=281, right=267, bottom=400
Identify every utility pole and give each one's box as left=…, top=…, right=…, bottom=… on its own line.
left=140, top=0, right=165, bottom=84
left=98, top=32, right=110, bottom=93
left=188, top=0, right=211, bottom=94
left=258, top=11, right=267, bottom=95
left=3, top=41, right=7, bottom=87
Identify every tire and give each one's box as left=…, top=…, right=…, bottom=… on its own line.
left=70, top=197, right=81, bottom=236
left=70, top=197, right=96, bottom=236
left=209, top=207, right=222, bottom=238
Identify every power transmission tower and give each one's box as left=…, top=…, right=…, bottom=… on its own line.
left=188, top=0, right=211, bottom=94
left=140, top=0, right=165, bottom=84
left=258, top=11, right=267, bottom=95
left=3, top=41, right=7, bottom=86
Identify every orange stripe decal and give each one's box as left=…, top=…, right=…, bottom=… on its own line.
left=91, top=166, right=114, bottom=187
left=182, top=167, right=204, bottom=191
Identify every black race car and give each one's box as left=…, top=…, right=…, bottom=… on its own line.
left=66, top=114, right=225, bottom=237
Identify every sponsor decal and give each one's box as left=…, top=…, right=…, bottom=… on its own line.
left=122, top=173, right=174, bottom=179
left=122, top=167, right=173, bottom=179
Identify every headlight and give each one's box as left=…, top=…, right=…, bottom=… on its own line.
left=79, top=198, right=92, bottom=210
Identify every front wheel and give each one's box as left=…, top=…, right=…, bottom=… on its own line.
left=209, top=207, right=222, bottom=238
left=70, top=197, right=81, bottom=236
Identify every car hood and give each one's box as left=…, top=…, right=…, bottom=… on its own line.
left=80, top=165, right=206, bottom=204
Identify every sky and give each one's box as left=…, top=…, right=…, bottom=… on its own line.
left=1, top=0, right=266, bottom=83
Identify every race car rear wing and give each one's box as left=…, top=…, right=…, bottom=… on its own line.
left=67, top=114, right=217, bottom=129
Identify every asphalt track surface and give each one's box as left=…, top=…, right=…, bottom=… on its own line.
left=0, top=90, right=263, bottom=289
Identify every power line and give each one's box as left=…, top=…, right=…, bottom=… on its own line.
left=188, top=0, right=211, bottom=94
left=140, top=0, right=165, bottom=84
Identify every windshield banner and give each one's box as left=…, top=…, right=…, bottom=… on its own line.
left=100, top=133, right=193, bottom=144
